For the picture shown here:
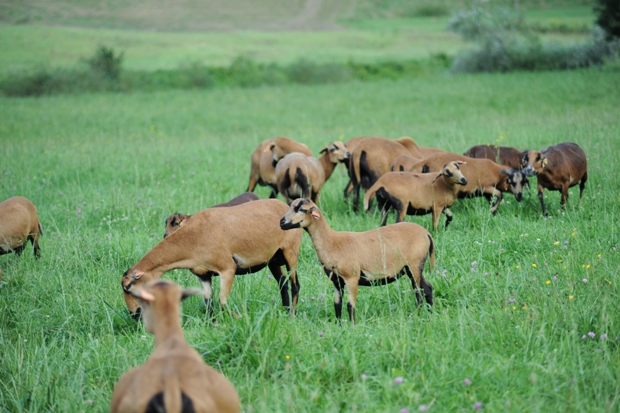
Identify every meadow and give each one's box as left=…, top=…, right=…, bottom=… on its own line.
left=1, top=67, right=619, bottom=412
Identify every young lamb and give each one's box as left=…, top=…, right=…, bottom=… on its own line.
left=348, top=136, right=427, bottom=211
left=0, top=196, right=43, bottom=258
left=111, top=279, right=240, bottom=413
left=364, top=161, right=468, bottom=229
left=463, top=144, right=526, bottom=171
left=275, top=141, right=350, bottom=204
left=163, top=192, right=259, bottom=238
left=521, top=142, right=588, bottom=216
left=409, top=152, right=529, bottom=214
left=246, top=137, right=312, bottom=198
left=122, top=199, right=302, bottom=319
left=280, top=199, right=435, bottom=324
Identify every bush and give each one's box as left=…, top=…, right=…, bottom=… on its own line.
left=286, top=59, right=351, bottom=84
left=86, top=46, right=124, bottom=80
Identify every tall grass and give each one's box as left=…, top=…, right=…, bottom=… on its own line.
left=0, top=69, right=619, bottom=412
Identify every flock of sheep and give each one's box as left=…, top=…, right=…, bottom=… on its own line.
left=0, top=136, right=588, bottom=412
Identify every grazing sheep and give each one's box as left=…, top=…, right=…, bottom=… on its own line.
left=0, top=196, right=42, bottom=258
left=275, top=141, right=350, bottom=204
left=246, top=137, right=312, bottom=198
left=409, top=152, right=529, bottom=214
left=463, top=144, right=526, bottom=170
left=280, top=199, right=434, bottom=323
left=521, top=142, right=588, bottom=216
left=163, top=192, right=259, bottom=238
left=111, top=279, right=240, bottom=413
left=364, top=161, right=468, bottom=229
left=349, top=137, right=426, bottom=211
left=122, top=199, right=302, bottom=319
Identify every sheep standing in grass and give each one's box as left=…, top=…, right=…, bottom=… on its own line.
left=246, top=137, right=312, bottom=198
left=275, top=141, right=350, bottom=204
left=521, top=142, right=588, bottom=216
left=280, top=199, right=434, bottom=323
left=122, top=199, right=302, bottom=319
left=111, top=279, right=240, bottom=413
left=0, top=196, right=43, bottom=258
left=163, top=192, right=259, bottom=238
left=364, top=161, right=468, bottom=229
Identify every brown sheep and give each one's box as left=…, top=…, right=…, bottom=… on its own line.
left=521, top=142, right=588, bottom=216
left=246, top=137, right=312, bottom=198
left=364, top=161, right=468, bottom=229
left=0, top=196, right=42, bottom=258
left=111, top=279, right=240, bottom=413
left=163, top=192, right=259, bottom=238
left=122, top=199, right=302, bottom=319
left=463, top=144, right=526, bottom=171
left=280, top=199, right=435, bottom=323
left=275, top=141, right=350, bottom=204
left=409, top=152, right=529, bottom=214
left=342, top=136, right=369, bottom=201
left=349, top=137, right=426, bottom=211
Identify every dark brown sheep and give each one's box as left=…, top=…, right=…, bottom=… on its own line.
left=463, top=144, right=527, bottom=171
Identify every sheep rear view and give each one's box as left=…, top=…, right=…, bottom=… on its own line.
left=280, top=198, right=434, bottom=324
left=111, top=279, right=240, bottom=413
left=0, top=196, right=42, bottom=258
left=123, top=199, right=302, bottom=319
left=521, top=142, right=588, bottom=216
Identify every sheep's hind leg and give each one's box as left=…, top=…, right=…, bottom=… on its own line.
left=579, top=171, right=588, bottom=198
left=325, top=267, right=345, bottom=320
left=198, top=274, right=215, bottom=321
left=218, top=269, right=241, bottom=318
left=268, top=261, right=292, bottom=313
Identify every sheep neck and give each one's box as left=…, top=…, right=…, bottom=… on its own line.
left=318, top=153, right=337, bottom=181
left=151, top=303, right=185, bottom=347
left=135, top=233, right=196, bottom=279
left=304, top=216, right=340, bottom=265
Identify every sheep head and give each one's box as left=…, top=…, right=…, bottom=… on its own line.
left=280, top=198, right=320, bottom=230
left=320, top=141, right=350, bottom=164
left=163, top=213, right=191, bottom=238
left=500, top=170, right=529, bottom=202
left=436, top=161, right=468, bottom=186
left=521, top=150, right=547, bottom=176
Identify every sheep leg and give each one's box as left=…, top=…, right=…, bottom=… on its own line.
left=199, top=276, right=215, bottom=320
left=268, top=261, right=291, bottom=312
left=268, top=184, right=278, bottom=199
left=488, top=188, right=503, bottom=214
left=218, top=270, right=240, bottom=318
left=352, top=184, right=361, bottom=212
left=343, top=277, right=359, bottom=324
left=30, top=233, right=41, bottom=258
left=325, top=267, right=345, bottom=320
left=431, top=208, right=442, bottom=230
left=579, top=172, right=588, bottom=198
left=560, top=184, right=569, bottom=207
left=380, top=205, right=390, bottom=227
left=442, top=207, right=453, bottom=229
left=343, top=180, right=353, bottom=201
left=404, top=266, right=424, bottom=306
left=537, top=183, right=548, bottom=216
left=395, top=207, right=406, bottom=223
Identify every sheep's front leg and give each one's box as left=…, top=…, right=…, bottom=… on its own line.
left=343, top=277, right=360, bottom=324
left=560, top=184, right=569, bottom=207
left=442, top=207, right=453, bottom=229
left=197, top=274, right=214, bottom=320
left=268, top=261, right=292, bottom=313
left=537, top=183, right=548, bottom=216
left=326, top=268, right=345, bottom=320
left=218, top=269, right=240, bottom=318
left=488, top=187, right=503, bottom=214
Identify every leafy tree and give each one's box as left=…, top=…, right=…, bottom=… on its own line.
left=594, top=0, right=620, bottom=41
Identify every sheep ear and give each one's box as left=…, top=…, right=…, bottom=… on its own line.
left=432, top=173, right=442, bottom=182
left=132, top=271, right=144, bottom=280
left=181, top=288, right=204, bottom=301
left=456, top=161, right=466, bottom=165
left=179, top=218, right=186, bottom=228
left=131, top=289, right=155, bottom=302
left=310, top=208, right=321, bottom=220
left=320, top=147, right=328, bottom=154
left=541, top=157, right=548, bottom=168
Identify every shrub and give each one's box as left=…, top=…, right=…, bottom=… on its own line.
left=286, top=60, right=351, bottom=84
left=86, top=46, right=124, bottom=80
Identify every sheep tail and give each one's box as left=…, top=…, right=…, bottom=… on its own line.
left=295, top=167, right=310, bottom=199
left=163, top=368, right=182, bottom=413
left=427, top=234, right=435, bottom=270
left=363, top=183, right=379, bottom=212
left=38, top=221, right=43, bottom=235
left=352, top=150, right=363, bottom=188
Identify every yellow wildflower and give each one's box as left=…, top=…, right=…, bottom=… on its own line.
left=285, top=355, right=291, bottom=360
left=546, top=280, right=551, bottom=285
left=569, top=295, right=574, bottom=300
left=553, top=241, right=559, bottom=246
left=532, top=263, right=537, bottom=268
left=516, top=265, right=520, bottom=269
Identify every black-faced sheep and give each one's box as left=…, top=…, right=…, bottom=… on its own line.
left=246, top=137, right=312, bottom=198
left=275, top=141, right=350, bottom=204
left=409, top=152, right=529, bottom=214
left=280, top=198, right=434, bottom=324
left=364, top=161, right=468, bottom=229
left=122, top=199, right=302, bottom=319
left=521, top=142, right=588, bottom=216
left=163, top=192, right=259, bottom=238
left=0, top=196, right=42, bottom=258
left=463, top=144, right=526, bottom=171
left=111, top=279, right=240, bottom=413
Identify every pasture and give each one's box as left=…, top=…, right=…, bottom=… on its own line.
left=1, top=67, right=619, bottom=412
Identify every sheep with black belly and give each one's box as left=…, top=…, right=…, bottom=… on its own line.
left=409, top=152, right=529, bottom=214
left=363, top=161, right=468, bottom=229
left=0, top=196, right=43, bottom=259
left=246, top=137, right=312, bottom=198
left=280, top=199, right=435, bottom=324
left=521, top=142, right=588, bottom=216
left=275, top=141, right=350, bottom=204
left=111, top=279, right=240, bottom=413
left=122, top=199, right=302, bottom=320
left=163, top=192, right=259, bottom=238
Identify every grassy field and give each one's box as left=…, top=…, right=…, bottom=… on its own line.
left=1, top=67, right=619, bottom=412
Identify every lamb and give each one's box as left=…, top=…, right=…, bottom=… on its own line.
left=163, top=192, right=259, bottom=238
left=521, top=142, right=588, bottom=216
left=463, top=144, right=526, bottom=170
left=246, top=137, right=312, bottom=198
left=111, top=279, right=240, bottom=413
left=348, top=136, right=426, bottom=211
left=0, top=196, right=43, bottom=258
left=122, top=199, right=302, bottom=319
left=364, top=161, right=468, bottom=229
left=275, top=141, right=350, bottom=204
left=280, top=198, right=434, bottom=323
left=408, top=152, right=529, bottom=214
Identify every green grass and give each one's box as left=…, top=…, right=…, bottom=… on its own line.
left=0, top=68, right=619, bottom=412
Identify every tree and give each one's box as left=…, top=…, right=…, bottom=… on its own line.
left=594, top=0, right=620, bottom=41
